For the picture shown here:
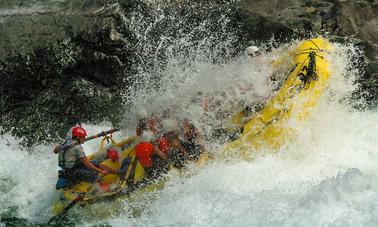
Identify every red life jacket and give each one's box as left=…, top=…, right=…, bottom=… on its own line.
left=157, top=137, right=169, bottom=155
left=135, top=142, right=154, bottom=168
left=107, top=148, right=119, bottom=162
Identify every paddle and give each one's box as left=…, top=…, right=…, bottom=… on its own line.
left=84, top=128, right=119, bottom=142
left=47, top=193, right=84, bottom=225
left=47, top=175, right=103, bottom=225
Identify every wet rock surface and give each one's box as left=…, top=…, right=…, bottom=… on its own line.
left=0, top=0, right=140, bottom=144
left=0, top=0, right=377, bottom=145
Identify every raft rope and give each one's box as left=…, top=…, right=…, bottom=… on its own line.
left=297, top=51, right=317, bottom=88
left=309, top=39, right=321, bottom=50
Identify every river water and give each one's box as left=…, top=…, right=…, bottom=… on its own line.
left=1, top=1, right=378, bottom=226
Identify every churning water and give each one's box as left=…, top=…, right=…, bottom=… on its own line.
left=1, top=1, right=378, bottom=226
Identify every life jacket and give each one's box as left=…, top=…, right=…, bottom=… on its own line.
left=58, top=139, right=79, bottom=169
left=107, top=148, right=119, bottom=162
left=157, top=137, right=169, bottom=155
left=135, top=142, right=154, bottom=168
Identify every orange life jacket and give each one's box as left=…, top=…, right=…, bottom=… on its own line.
left=135, top=142, right=154, bottom=168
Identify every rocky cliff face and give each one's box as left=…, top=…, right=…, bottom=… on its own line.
left=0, top=0, right=377, bottom=145
left=0, top=0, right=146, bottom=144
left=239, top=0, right=377, bottom=43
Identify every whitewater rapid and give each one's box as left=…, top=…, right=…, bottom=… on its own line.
left=1, top=38, right=378, bottom=227
left=1, top=1, right=377, bottom=226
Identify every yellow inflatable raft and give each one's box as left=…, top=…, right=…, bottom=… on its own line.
left=53, top=37, right=333, bottom=216
left=223, top=37, right=332, bottom=158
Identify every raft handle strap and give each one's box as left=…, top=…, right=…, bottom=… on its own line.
left=297, top=51, right=317, bottom=88
left=99, top=136, right=118, bottom=151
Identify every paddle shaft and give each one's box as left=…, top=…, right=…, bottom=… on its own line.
left=47, top=175, right=104, bottom=225
left=47, top=194, right=84, bottom=225
left=85, top=128, right=120, bottom=142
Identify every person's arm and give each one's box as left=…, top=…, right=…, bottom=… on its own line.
left=153, top=146, right=168, bottom=160
left=172, top=138, right=189, bottom=157
left=136, top=127, right=142, bottom=136
left=195, top=133, right=206, bottom=151
left=99, top=163, right=119, bottom=174
left=202, top=99, right=209, bottom=112
left=80, top=157, right=108, bottom=175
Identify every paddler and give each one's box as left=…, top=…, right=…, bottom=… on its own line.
left=135, top=130, right=168, bottom=178
left=54, top=126, right=109, bottom=188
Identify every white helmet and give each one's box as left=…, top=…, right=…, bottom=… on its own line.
left=136, top=107, right=148, bottom=119
left=214, top=93, right=227, bottom=104
left=140, top=130, right=155, bottom=142
left=245, top=46, right=260, bottom=56
left=161, top=119, right=178, bottom=133
left=187, top=104, right=203, bottom=117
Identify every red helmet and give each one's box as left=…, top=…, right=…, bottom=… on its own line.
left=72, top=126, right=87, bottom=138
left=107, top=148, right=119, bottom=162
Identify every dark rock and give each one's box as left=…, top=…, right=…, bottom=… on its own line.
left=359, top=18, right=378, bottom=43
left=0, top=0, right=140, bottom=145
left=237, top=0, right=340, bottom=45
left=353, top=60, right=378, bottom=109
left=239, top=0, right=309, bottom=41
left=336, top=0, right=376, bottom=37
left=238, top=0, right=378, bottom=44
